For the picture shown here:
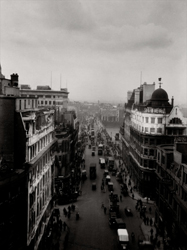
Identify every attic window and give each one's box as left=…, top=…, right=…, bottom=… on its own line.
left=170, top=118, right=182, bottom=124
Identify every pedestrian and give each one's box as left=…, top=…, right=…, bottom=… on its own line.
left=147, top=217, right=149, bottom=225
left=68, top=211, right=71, bottom=219
left=59, top=219, right=62, bottom=231
left=120, top=195, right=122, bottom=202
left=149, top=206, right=152, bottom=214
left=150, top=218, right=153, bottom=226
left=157, top=240, right=160, bottom=248
left=132, top=193, right=134, bottom=199
left=150, top=228, right=154, bottom=235
left=104, top=206, right=107, bottom=214
left=63, top=222, right=67, bottom=231
left=144, top=217, right=146, bottom=225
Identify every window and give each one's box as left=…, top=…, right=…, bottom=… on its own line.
left=150, top=149, right=154, bottom=156
left=150, top=128, right=155, bottom=133
left=144, top=160, right=148, bottom=168
left=53, top=101, right=55, bottom=105
left=145, top=127, right=148, bottom=133
left=49, top=101, right=51, bottom=105
left=41, top=101, right=43, bottom=104
left=158, top=118, right=162, bottom=124
left=157, top=128, right=162, bottom=133
left=162, top=155, right=165, bottom=164
left=145, top=117, right=149, bottom=123
left=157, top=152, right=160, bottom=161
left=45, top=101, right=47, bottom=105
left=144, top=138, right=149, bottom=144
left=151, top=118, right=155, bottom=123
left=144, top=148, right=148, bottom=155
left=19, top=100, right=21, bottom=110
left=150, top=138, right=155, bottom=145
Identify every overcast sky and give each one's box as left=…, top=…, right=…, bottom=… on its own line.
left=0, top=0, right=186, bottom=104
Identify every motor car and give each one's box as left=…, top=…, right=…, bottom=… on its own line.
left=103, top=169, right=109, bottom=177
left=125, top=207, right=133, bottom=216
left=115, top=218, right=126, bottom=230
left=99, top=157, right=105, bottom=164
left=92, top=182, right=96, bottom=190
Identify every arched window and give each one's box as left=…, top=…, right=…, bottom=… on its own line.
left=169, top=117, right=182, bottom=124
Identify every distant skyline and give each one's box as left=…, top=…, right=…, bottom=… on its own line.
left=0, top=0, right=186, bottom=105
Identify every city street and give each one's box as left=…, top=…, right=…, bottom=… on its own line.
left=57, top=125, right=145, bottom=250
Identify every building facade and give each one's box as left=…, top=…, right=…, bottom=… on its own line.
left=0, top=66, right=59, bottom=249
left=155, top=137, right=187, bottom=250
left=120, top=81, right=187, bottom=198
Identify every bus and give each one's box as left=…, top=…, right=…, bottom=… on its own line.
left=90, top=163, right=97, bottom=179
left=98, top=144, right=104, bottom=155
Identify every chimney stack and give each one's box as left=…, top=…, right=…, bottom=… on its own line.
left=11, top=74, right=19, bottom=87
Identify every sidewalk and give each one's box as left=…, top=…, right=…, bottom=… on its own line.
left=114, top=158, right=164, bottom=250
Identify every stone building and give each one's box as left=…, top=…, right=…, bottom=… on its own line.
left=0, top=66, right=57, bottom=249
left=155, top=136, right=187, bottom=250
left=120, top=80, right=187, bottom=198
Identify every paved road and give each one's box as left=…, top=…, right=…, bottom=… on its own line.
left=58, top=125, right=145, bottom=250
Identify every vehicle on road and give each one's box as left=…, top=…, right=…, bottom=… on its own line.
left=106, top=175, right=111, bottom=185
left=99, top=158, right=106, bottom=169
left=117, top=228, right=129, bottom=250
left=121, top=183, right=128, bottom=196
left=98, top=144, right=104, bottom=155
left=108, top=156, right=115, bottom=171
left=81, top=170, right=87, bottom=180
left=92, top=182, right=96, bottom=190
left=104, top=169, right=109, bottom=177
left=108, top=182, right=114, bottom=191
left=112, top=169, right=117, bottom=176
left=109, top=193, right=119, bottom=214
left=138, top=240, right=154, bottom=250
left=115, top=218, right=126, bottom=230
left=125, top=207, right=133, bottom=216
left=90, top=163, right=96, bottom=179
left=109, top=211, right=117, bottom=227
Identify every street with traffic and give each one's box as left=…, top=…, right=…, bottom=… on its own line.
left=53, top=121, right=163, bottom=250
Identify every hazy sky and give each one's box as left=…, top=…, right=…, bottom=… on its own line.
left=0, top=0, right=186, bottom=104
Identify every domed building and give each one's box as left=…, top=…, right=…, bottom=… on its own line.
left=120, top=79, right=187, bottom=249
left=121, top=80, right=187, bottom=196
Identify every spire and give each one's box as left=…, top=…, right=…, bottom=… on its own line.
left=158, top=78, right=163, bottom=88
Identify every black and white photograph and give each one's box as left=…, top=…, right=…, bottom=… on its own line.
left=0, top=0, right=186, bottom=249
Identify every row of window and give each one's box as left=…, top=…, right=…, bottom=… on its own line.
left=29, top=132, right=53, bottom=161
left=38, top=100, right=63, bottom=105
left=130, top=147, right=155, bottom=169
left=133, top=116, right=163, bottom=124
left=29, top=185, right=50, bottom=233
left=19, top=99, right=38, bottom=110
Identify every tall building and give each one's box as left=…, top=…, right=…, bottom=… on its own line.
left=120, top=80, right=187, bottom=198
left=155, top=137, right=187, bottom=249
left=0, top=66, right=58, bottom=249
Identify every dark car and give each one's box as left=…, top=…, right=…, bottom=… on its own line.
left=125, top=207, right=133, bottom=216
left=115, top=218, right=126, bottom=230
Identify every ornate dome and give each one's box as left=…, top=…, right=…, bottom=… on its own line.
left=151, top=88, right=169, bottom=101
